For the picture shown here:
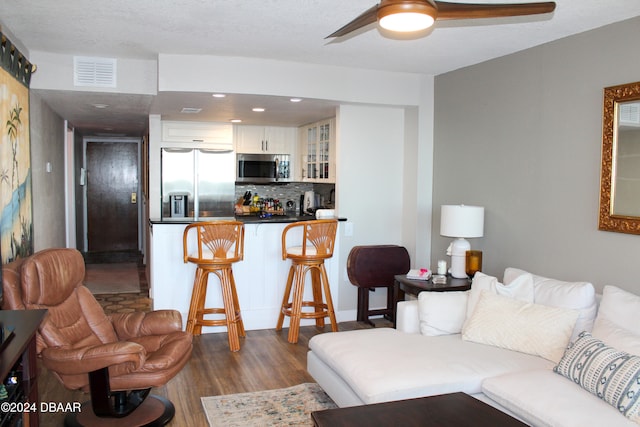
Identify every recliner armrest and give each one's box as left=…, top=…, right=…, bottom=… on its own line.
left=41, top=341, right=145, bottom=375
left=396, top=300, right=420, bottom=334
left=110, top=310, right=183, bottom=340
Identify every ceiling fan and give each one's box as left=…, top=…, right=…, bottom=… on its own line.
left=326, top=0, right=557, bottom=38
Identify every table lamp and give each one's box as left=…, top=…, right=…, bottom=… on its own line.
left=440, top=205, right=484, bottom=278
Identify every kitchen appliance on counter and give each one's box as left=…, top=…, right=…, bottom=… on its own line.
left=304, top=191, right=316, bottom=213
left=285, top=199, right=297, bottom=215
left=237, top=153, right=291, bottom=183
left=161, top=148, right=235, bottom=219
left=300, top=190, right=323, bottom=215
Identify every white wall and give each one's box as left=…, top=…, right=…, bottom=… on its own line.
left=432, top=16, right=640, bottom=294
left=29, top=51, right=157, bottom=95
left=29, top=92, right=67, bottom=249
left=158, top=55, right=426, bottom=106
left=335, top=104, right=406, bottom=310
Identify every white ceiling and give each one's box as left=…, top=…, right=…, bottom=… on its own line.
left=3, top=0, right=640, bottom=135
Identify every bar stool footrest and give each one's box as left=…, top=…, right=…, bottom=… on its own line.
left=281, top=302, right=330, bottom=319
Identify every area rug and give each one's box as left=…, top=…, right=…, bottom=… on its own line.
left=84, top=263, right=140, bottom=294
left=201, top=383, right=337, bottom=426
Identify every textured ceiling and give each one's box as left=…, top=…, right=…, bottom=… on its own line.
left=2, top=0, right=640, bottom=135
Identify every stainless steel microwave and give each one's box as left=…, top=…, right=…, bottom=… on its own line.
left=236, top=153, right=291, bottom=183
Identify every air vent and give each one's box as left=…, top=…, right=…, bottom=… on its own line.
left=73, top=56, right=117, bottom=88
left=180, top=108, right=202, bottom=114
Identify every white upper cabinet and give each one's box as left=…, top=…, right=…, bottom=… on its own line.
left=299, top=118, right=335, bottom=183
left=234, top=125, right=297, bottom=154
left=161, top=121, right=233, bottom=150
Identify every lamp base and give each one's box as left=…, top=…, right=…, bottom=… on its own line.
left=450, top=255, right=467, bottom=279
left=447, top=238, right=470, bottom=279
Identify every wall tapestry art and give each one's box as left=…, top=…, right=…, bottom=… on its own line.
left=0, top=57, right=33, bottom=263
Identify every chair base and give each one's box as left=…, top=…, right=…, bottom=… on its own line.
left=186, top=265, right=245, bottom=351
left=64, top=395, right=175, bottom=427
left=277, top=262, right=338, bottom=344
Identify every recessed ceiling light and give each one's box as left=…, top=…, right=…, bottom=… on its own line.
left=252, top=107, right=265, bottom=112
left=212, top=93, right=226, bottom=98
left=290, top=98, right=302, bottom=103
left=230, top=119, right=242, bottom=123
left=92, top=103, right=109, bottom=109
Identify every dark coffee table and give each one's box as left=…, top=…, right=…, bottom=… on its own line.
left=311, top=392, right=527, bottom=427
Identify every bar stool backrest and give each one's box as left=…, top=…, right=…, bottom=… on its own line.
left=282, top=219, right=338, bottom=260
left=183, top=221, right=245, bottom=265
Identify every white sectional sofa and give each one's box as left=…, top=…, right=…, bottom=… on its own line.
left=307, top=268, right=640, bottom=426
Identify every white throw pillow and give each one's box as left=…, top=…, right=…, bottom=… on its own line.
left=418, top=291, right=468, bottom=336
left=466, top=272, right=497, bottom=319
left=495, top=272, right=534, bottom=302
left=592, top=317, right=640, bottom=356
left=592, top=285, right=640, bottom=356
left=595, top=285, right=640, bottom=336
left=466, top=271, right=533, bottom=320
left=504, top=267, right=597, bottom=340
left=462, top=290, right=579, bottom=363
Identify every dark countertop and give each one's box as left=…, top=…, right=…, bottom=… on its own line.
left=149, top=215, right=346, bottom=225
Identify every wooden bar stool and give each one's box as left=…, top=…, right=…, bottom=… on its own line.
left=183, top=221, right=245, bottom=351
left=276, top=219, right=339, bottom=343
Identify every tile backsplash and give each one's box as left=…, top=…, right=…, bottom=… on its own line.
left=235, top=182, right=335, bottom=211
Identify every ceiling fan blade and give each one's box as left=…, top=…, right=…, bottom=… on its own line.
left=326, top=5, right=379, bottom=38
left=434, top=1, right=556, bottom=20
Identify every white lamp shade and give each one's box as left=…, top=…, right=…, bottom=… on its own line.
left=440, top=205, right=484, bottom=238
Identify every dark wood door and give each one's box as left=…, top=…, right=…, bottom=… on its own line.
left=86, top=141, right=138, bottom=252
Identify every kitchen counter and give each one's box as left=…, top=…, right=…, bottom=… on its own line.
left=149, top=214, right=346, bottom=225
left=148, top=218, right=344, bottom=333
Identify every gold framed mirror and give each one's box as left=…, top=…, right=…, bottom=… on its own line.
left=599, top=81, right=640, bottom=234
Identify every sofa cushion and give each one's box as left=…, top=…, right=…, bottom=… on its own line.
left=418, top=291, right=468, bottom=336
left=308, top=328, right=553, bottom=405
left=592, top=286, right=640, bottom=356
left=503, top=267, right=597, bottom=340
left=554, top=332, right=640, bottom=424
left=592, top=317, right=640, bottom=356
left=483, top=369, right=638, bottom=427
left=466, top=272, right=533, bottom=319
left=594, top=285, right=640, bottom=336
left=462, top=291, right=579, bottom=363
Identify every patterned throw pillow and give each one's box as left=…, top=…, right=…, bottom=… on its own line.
left=554, top=332, right=640, bottom=423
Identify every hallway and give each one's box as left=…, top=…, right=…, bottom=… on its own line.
left=82, top=250, right=151, bottom=314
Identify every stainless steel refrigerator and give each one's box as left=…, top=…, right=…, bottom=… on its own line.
left=161, top=148, right=235, bottom=219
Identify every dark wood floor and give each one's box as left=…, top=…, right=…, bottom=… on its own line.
left=38, top=258, right=392, bottom=425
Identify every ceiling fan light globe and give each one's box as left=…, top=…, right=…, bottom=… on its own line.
left=379, top=12, right=434, bottom=32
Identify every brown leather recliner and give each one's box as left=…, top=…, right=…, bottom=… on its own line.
left=2, top=257, right=27, bottom=310
left=17, top=248, right=193, bottom=426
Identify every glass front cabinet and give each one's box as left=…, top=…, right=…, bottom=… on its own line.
left=300, top=118, right=335, bottom=183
